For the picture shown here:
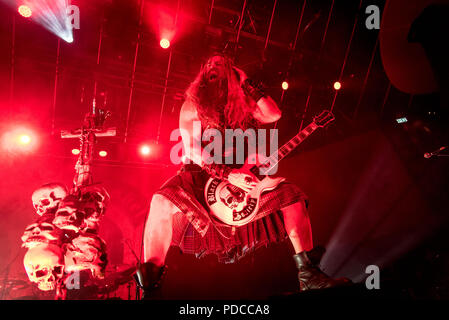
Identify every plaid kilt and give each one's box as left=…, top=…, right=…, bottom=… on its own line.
left=155, top=164, right=308, bottom=263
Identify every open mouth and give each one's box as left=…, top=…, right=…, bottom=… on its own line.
left=33, top=234, right=58, bottom=240
left=208, top=70, right=218, bottom=81
left=27, top=236, right=46, bottom=243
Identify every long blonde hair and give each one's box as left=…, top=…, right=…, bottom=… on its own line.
left=185, top=55, right=258, bottom=130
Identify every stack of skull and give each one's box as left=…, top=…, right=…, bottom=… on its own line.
left=22, top=183, right=109, bottom=292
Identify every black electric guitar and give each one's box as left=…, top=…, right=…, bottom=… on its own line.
left=204, top=110, right=335, bottom=226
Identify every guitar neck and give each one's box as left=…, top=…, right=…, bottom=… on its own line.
left=263, top=122, right=319, bottom=174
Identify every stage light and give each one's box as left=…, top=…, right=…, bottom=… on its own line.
left=160, top=38, right=170, bottom=49
left=1, top=127, right=38, bottom=153
left=99, top=150, right=107, bottom=157
left=71, top=148, right=80, bottom=155
left=18, top=5, right=32, bottom=18
left=282, top=81, right=289, bottom=90
left=396, top=117, right=407, bottom=124
left=61, top=33, right=74, bottom=43
left=19, top=134, right=31, bottom=145
left=333, top=81, right=342, bottom=90
left=13, top=1, right=74, bottom=43
left=140, top=145, right=151, bottom=156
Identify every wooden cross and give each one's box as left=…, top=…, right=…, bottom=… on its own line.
left=60, top=101, right=116, bottom=194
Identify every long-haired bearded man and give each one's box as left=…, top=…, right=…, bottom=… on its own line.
left=135, top=55, right=350, bottom=298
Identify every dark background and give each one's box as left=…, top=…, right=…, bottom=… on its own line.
left=0, top=0, right=448, bottom=299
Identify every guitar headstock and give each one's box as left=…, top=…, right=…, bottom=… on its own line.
left=313, top=110, right=335, bottom=128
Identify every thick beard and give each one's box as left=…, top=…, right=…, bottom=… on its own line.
left=196, top=78, right=228, bottom=128
left=199, top=77, right=227, bottom=110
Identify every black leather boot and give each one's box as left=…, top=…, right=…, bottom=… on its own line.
left=134, top=262, right=167, bottom=300
left=293, top=251, right=351, bottom=291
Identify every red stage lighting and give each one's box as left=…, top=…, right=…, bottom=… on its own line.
left=160, top=38, right=170, bottom=49
left=72, top=148, right=80, bottom=155
left=281, top=81, right=289, bottom=90
left=1, top=127, right=38, bottom=153
left=140, top=145, right=151, bottom=156
left=19, top=134, right=31, bottom=145
left=99, top=150, right=107, bottom=157
left=18, top=5, right=32, bottom=18
left=333, top=81, right=342, bottom=90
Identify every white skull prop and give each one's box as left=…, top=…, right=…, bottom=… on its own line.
left=80, top=186, right=110, bottom=216
left=52, top=196, right=85, bottom=232
left=21, top=221, right=62, bottom=249
left=79, top=186, right=110, bottom=233
left=79, top=200, right=102, bottom=233
left=32, top=183, right=67, bottom=216
left=64, top=233, right=107, bottom=279
left=23, top=243, right=64, bottom=291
